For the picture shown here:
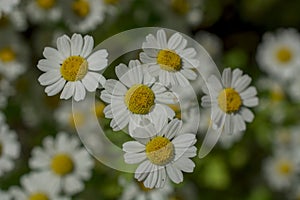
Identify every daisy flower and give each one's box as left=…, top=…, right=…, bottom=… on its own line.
left=256, top=28, right=300, bottom=82
left=119, top=177, right=173, bottom=200
left=201, top=68, right=259, bottom=134
left=0, top=114, right=20, bottom=177
left=60, top=0, right=105, bottom=33
left=10, top=172, right=70, bottom=200
left=100, top=60, right=177, bottom=133
left=140, top=29, right=199, bottom=87
left=123, top=119, right=197, bottom=189
left=0, top=190, right=11, bottom=200
left=0, top=30, right=28, bottom=81
left=29, top=132, right=94, bottom=195
left=26, top=0, right=62, bottom=24
left=0, top=0, right=20, bottom=18
left=263, top=150, right=299, bottom=191
left=37, top=33, right=108, bottom=101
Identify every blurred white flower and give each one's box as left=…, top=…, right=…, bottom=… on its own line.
left=0, top=0, right=20, bottom=18
left=37, top=33, right=108, bottom=101
left=256, top=28, right=300, bottom=82
left=0, top=189, right=11, bottom=200
left=10, top=172, right=70, bottom=200
left=29, top=132, right=94, bottom=195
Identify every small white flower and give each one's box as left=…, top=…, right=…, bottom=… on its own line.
left=0, top=189, right=11, bottom=200
left=263, top=150, right=299, bottom=191
left=60, top=0, right=105, bottom=33
left=123, top=119, right=197, bottom=189
left=140, top=29, right=199, bottom=87
left=256, top=28, right=300, bottom=82
left=119, top=177, right=173, bottom=200
left=26, top=0, right=62, bottom=24
left=0, top=0, right=20, bottom=17
left=10, top=172, right=70, bottom=200
left=0, top=30, right=28, bottom=81
left=37, top=33, right=108, bottom=101
left=201, top=68, right=258, bottom=134
left=0, top=113, right=20, bottom=177
left=29, top=132, right=94, bottom=195
left=100, top=60, right=177, bottom=133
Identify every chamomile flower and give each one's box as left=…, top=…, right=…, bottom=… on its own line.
left=0, top=0, right=20, bottom=18
left=119, top=177, right=173, bottom=200
left=10, top=172, right=70, bottom=200
left=37, top=33, right=108, bottom=101
left=0, top=114, right=20, bottom=176
left=100, top=60, right=177, bottom=133
left=123, top=119, right=197, bottom=189
left=263, top=150, right=299, bottom=191
left=60, top=0, right=105, bottom=33
left=0, top=30, right=28, bottom=81
left=201, top=68, right=258, bottom=134
left=26, top=0, right=62, bottom=24
left=140, top=29, right=199, bottom=87
left=0, top=190, right=11, bottom=200
left=256, top=28, right=300, bottom=82
left=29, top=132, right=94, bottom=195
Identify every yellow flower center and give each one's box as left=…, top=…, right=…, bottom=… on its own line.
left=276, top=47, right=292, bottom=63
left=36, top=0, right=56, bottom=9
left=218, top=88, right=242, bottom=114
left=270, top=86, right=285, bottom=103
left=136, top=180, right=152, bottom=192
left=124, top=84, right=155, bottom=115
left=72, top=0, right=90, bottom=17
left=171, top=0, right=190, bottom=15
left=104, top=0, right=119, bottom=5
left=146, top=136, right=174, bottom=166
left=94, top=101, right=105, bottom=118
left=68, top=111, right=85, bottom=128
left=168, top=104, right=181, bottom=119
left=157, top=50, right=182, bottom=72
left=277, top=161, right=293, bottom=175
left=0, top=47, right=16, bottom=63
left=60, top=56, right=88, bottom=82
left=28, top=193, right=49, bottom=200
left=51, top=154, right=74, bottom=176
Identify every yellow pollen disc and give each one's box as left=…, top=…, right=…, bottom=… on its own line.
left=270, top=87, right=285, bottom=103
left=168, top=104, right=181, bottom=119
left=136, top=180, right=152, bottom=192
left=51, top=154, right=74, bottom=176
left=72, top=0, right=90, bottom=17
left=124, top=84, right=155, bottom=114
left=94, top=101, right=105, bottom=118
left=68, top=112, right=85, bottom=128
left=145, top=136, right=174, bottom=166
left=60, top=56, right=88, bottom=81
left=276, top=47, right=292, bottom=63
left=28, top=193, right=49, bottom=200
left=218, top=88, right=242, bottom=114
left=0, top=47, right=16, bottom=63
left=277, top=161, right=292, bottom=175
left=36, top=0, right=56, bottom=9
left=171, top=0, right=190, bottom=15
left=157, top=49, right=182, bottom=72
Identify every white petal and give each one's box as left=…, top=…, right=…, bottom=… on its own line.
left=240, top=107, right=254, bottom=122
left=123, top=141, right=145, bottom=153
left=140, top=52, right=157, bottom=64
left=64, top=176, right=84, bottom=195
left=104, top=79, right=127, bottom=95
left=234, top=114, right=246, bottom=132
left=37, top=59, right=60, bottom=72
left=124, top=152, right=146, bottom=164
left=43, top=47, right=64, bottom=63
left=207, top=75, right=223, bottom=93
left=135, top=160, right=153, bottom=180
left=157, top=29, right=167, bottom=48
left=174, top=157, right=195, bottom=172
left=60, top=81, right=75, bottom=100
left=71, top=34, right=83, bottom=56
left=175, top=72, right=190, bottom=87
left=45, top=78, right=66, bottom=96
left=164, top=119, right=182, bottom=139
left=144, top=167, right=159, bottom=189
left=166, top=164, right=183, bottom=184
left=74, top=81, right=86, bottom=101
left=38, top=70, right=61, bottom=86
left=57, top=35, right=71, bottom=59
left=80, top=35, right=94, bottom=57
left=240, top=86, right=257, bottom=99
left=87, top=50, right=108, bottom=71
left=172, top=134, right=196, bottom=148
left=168, top=32, right=183, bottom=50
left=115, top=63, right=129, bottom=80
left=81, top=72, right=98, bottom=92
left=243, top=97, right=259, bottom=107
left=234, top=75, right=252, bottom=93
left=222, top=68, right=232, bottom=88
left=180, top=69, right=197, bottom=80
left=231, top=68, right=243, bottom=87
